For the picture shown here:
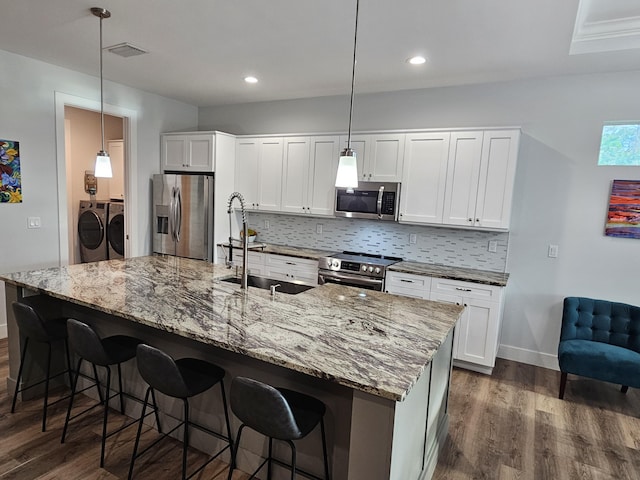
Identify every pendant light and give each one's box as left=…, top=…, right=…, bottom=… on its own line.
left=335, top=0, right=360, bottom=191
left=91, top=7, right=113, bottom=178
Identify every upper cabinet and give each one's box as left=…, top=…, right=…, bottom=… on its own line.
left=340, top=133, right=405, bottom=182
left=399, top=129, right=520, bottom=230
left=399, top=132, right=450, bottom=225
left=162, top=133, right=215, bottom=172
left=234, top=137, right=283, bottom=212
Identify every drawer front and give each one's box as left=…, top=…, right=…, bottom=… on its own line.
left=385, top=271, right=431, bottom=297
left=430, top=277, right=502, bottom=302
left=265, top=254, right=318, bottom=270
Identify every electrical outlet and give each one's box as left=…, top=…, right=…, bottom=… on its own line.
left=488, top=240, right=498, bottom=253
left=316, top=224, right=323, bottom=234
left=28, top=217, right=41, bottom=229
left=548, top=244, right=559, bottom=258
left=409, top=234, right=417, bottom=244
left=264, top=220, right=270, bottom=229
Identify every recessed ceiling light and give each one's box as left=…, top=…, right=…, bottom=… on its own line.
left=407, top=56, right=427, bottom=65
left=244, top=76, right=258, bottom=84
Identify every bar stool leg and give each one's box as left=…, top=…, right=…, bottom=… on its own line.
left=100, top=366, right=112, bottom=468
left=321, top=418, right=330, bottom=480
left=227, top=424, right=245, bottom=480
left=149, top=387, right=162, bottom=433
left=286, top=440, right=296, bottom=480
left=11, top=337, right=29, bottom=413
left=62, top=357, right=83, bottom=443
left=117, top=363, right=126, bottom=414
left=219, top=381, right=234, bottom=466
left=182, top=399, right=190, bottom=480
left=41, top=343, right=53, bottom=432
left=64, top=339, right=73, bottom=387
left=128, top=386, right=151, bottom=480
left=267, top=437, right=273, bottom=480
left=93, top=364, right=104, bottom=404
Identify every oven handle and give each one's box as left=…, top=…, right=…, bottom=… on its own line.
left=376, top=185, right=384, bottom=219
left=318, top=270, right=383, bottom=289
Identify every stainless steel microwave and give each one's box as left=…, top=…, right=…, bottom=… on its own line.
left=334, top=182, right=400, bottom=221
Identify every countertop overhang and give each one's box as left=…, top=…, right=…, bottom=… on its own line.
left=1, top=255, right=463, bottom=402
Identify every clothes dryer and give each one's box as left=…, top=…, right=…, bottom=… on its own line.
left=107, top=202, right=125, bottom=260
left=78, top=200, right=108, bottom=263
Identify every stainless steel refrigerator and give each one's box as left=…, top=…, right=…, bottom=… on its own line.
left=152, top=173, right=214, bottom=261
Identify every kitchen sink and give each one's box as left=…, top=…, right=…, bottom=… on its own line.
left=221, top=275, right=315, bottom=295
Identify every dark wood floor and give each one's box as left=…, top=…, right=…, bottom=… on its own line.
left=2, top=337, right=640, bottom=479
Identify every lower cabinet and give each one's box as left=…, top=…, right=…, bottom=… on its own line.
left=386, top=271, right=504, bottom=374
left=264, top=254, right=318, bottom=285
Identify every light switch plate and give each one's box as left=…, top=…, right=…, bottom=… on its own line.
left=316, top=224, right=323, bottom=234
left=409, top=234, right=417, bottom=244
left=548, top=244, right=559, bottom=258
left=27, top=217, right=41, bottom=229
left=264, top=220, right=270, bottom=229
left=488, top=240, right=498, bottom=253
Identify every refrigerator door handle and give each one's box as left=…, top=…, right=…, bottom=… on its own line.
left=169, top=186, right=176, bottom=241
left=175, top=187, right=182, bottom=242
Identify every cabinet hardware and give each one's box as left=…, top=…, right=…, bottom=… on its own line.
left=455, top=287, right=472, bottom=292
left=285, top=262, right=296, bottom=265
left=400, top=279, right=413, bottom=283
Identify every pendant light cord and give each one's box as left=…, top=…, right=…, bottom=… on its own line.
left=99, top=13, right=105, bottom=153
left=346, top=0, right=359, bottom=149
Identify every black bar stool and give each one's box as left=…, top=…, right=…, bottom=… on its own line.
left=61, top=318, right=160, bottom=468
left=128, top=344, right=233, bottom=480
left=227, top=376, right=330, bottom=480
left=11, top=299, right=73, bottom=432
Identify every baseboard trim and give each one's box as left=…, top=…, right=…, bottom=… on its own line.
left=497, top=344, right=559, bottom=371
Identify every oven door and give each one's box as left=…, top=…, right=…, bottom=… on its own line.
left=318, top=269, right=384, bottom=291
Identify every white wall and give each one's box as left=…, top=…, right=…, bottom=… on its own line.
left=200, top=70, right=640, bottom=369
left=0, top=48, right=198, bottom=337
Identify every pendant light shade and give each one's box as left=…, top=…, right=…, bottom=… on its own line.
left=91, top=7, right=112, bottom=178
left=336, top=0, right=360, bottom=190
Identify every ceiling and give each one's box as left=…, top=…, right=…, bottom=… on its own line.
left=1, top=0, right=640, bottom=107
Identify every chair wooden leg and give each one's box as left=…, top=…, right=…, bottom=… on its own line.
left=559, top=372, right=567, bottom=399
left=621, top=385, right=629, bottom=394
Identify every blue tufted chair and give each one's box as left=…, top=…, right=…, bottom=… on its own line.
left=558, top=297, right=640, bottom=399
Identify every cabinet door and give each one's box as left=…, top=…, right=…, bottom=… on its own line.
left=257, top=138, right=283, bottom=211
left=107, top=140, right=124, bottom=200
left=442, top=131, right=484, bottom=227
left=186, top=134, right=214, bottom=171
left=308, top=136, right=340, bottom=216
left=281, top=137, right=311, bottom=214
left=429, top=292, right=464, bottom=360
left=368, top=134, right=405, bottom=182
left=385, top=271, right=431, bottom=299
left=399, top=132, right=450, bottom=225
left=235, top=138, right=260, bottom=209
left=475, top=130, right=520, bottom=229
left=340, top=135, right=368, bottom=182
left=162, top=136, right=187, bottom=170
left=455, top=297, right=500, bottom=368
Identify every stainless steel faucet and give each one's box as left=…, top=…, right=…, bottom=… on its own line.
left=227, top=192, right=249, bottom=290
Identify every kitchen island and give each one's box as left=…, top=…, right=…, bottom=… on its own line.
left=2, top=255, right=462, bottom=480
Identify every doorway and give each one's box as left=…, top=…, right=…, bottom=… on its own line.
left=65, top=106, right=123, bottom=264
left=55, top=92, right=139, bottom=267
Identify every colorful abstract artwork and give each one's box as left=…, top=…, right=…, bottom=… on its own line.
left=0, top=139, right=22, bottom=203
left=605, top=180, right=640, bottom=238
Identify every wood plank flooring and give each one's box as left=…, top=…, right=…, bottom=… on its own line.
left=2, top=337, right=640, bottom=479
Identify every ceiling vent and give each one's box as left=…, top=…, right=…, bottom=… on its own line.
left=106, top=42, right=148, bottom=58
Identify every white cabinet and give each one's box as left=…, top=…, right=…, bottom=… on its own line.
left=340, top=133, right=405, bottom=182
left=398, top=132, right=450, bottom=224
left=264, top=254, right=318, bottom=285
left=234, top=137, right=283, bottom=212
left=430, top=278, right=503, bottom=374
left=399, top=129, right=519, bottom=230
left=443, top=130, right=519, bottom=229
left=308, top=136, right=341, bottom=216
left=281, top=137, right=311, bottom=214
left=162, top=133, right=215, bottom=172
left=385, top=271, right=431, bottom=299
left=107, top=139, right=124, bottom=200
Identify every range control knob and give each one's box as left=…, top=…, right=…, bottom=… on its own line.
left=361, top=265, right=368, bottom=272
left=374, top=267, right=381, bottom=274
left=368, top=266, right=374, bottom=273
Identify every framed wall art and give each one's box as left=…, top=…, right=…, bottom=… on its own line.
left=605, top=179, right=640, bottom=239
left=0, top=139, right=21, bottom=203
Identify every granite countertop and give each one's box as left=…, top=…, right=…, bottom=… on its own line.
left=219, top=242, right=334, bottom=261
left=220, top=242, right=510, bottom=285
left=388, top=261, right=509, bottom=287
left=1, top=256, right=462, bottom=402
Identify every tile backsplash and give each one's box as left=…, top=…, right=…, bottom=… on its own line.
left=247, top=213, right=509, bottom=272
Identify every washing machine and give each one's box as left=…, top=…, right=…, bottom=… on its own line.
left=107, top=201, right=125, bottom=260
left=78, top=200, right=108, bottom=263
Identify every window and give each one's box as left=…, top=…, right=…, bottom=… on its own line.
left=598, top=124, right=640, bottom=166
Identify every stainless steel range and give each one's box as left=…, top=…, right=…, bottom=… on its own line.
left=318, top=251, right=402, bottom=291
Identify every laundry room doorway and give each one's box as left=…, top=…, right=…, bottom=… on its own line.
left=55, top=92, right=139, bottom=267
